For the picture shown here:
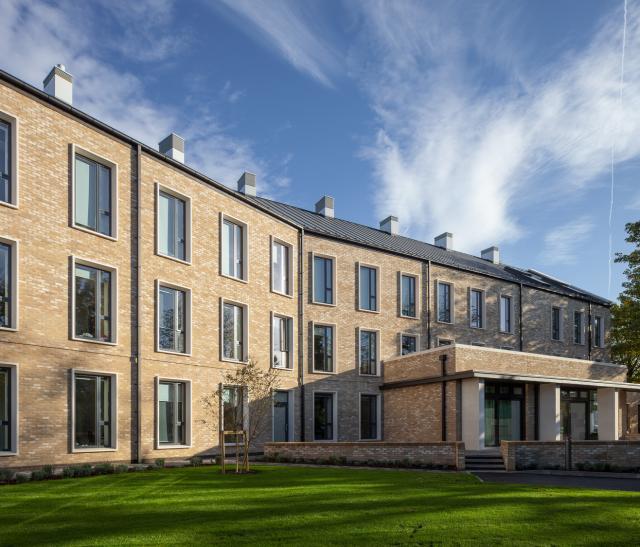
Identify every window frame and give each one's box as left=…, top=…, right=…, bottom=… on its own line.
left=0, top=363, right=18, bottom=456
left=358, top=393, right=381, bottom=441
left=71, top=144, right=118, bottom=241
left=220, top=383, right=249, bottom=445
left=436, top=280, right=454, bottom=324
left=71, top=256, right=118, bottom=345
left=0, top=111, right=18, bottom=209
left=399, top=332, right=420, bottom=356
left=573, top=310, right=585, bottom=345
left=357, top=262, right=380, bottom=313
left=468, top=288, right=486, bottom=329
left=155, top=280, right=192, bottom=355
left=271, top=312, right=294, bottom=370
left=313, top=390, right=338, bottom=442
left=155, top=376, right=192, bottom=449
left=0, top=237, right=18, bottom=332
left=70, top=368, right=118, bottom=453
left=155, top=183, right=192, bottom=265
left=311, top=252, right=337, bottom=306
left=311, top=321, right=337, bottom=374
left=593, top=315, right=604, bottom=348
left=499, top=294, right=514, bottom=334
left=551, top=306, right=563, bottom=342
left=399, top=271, right=419, bottom=319
left=220, top=213, right=249, bottom=282
left=357, top=327, right=381, bottom=377
left=270, top=237, right=294, bottom=297
left=220, top=298, right=249, bottom=363
left=271, top=390, right=295, bottom=442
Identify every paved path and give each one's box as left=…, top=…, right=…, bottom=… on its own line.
left=475, top=472, right=640, bottom=492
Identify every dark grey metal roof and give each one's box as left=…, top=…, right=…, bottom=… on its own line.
left=243, top=195, right=611, bottom=306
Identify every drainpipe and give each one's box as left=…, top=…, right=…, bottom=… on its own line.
left=134, top=143, right=142, bottom=463
left=298, top=228, right=305, bottom=441
left=587, top=301, right=592, bottom=360
left=518, top=283, right=524, bottom=352
left=440, top=354, right=448, bottom=441
left=426, top=260, right=432, bottom=349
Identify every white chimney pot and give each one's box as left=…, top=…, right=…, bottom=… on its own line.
left=315, top=196, right=334, bottom=218
left=481, top=246, right=500, bottom=264
left=43, top=64, right=73, bottom=105
left=434, top=232, right=453, bottom=250
left=380, top=215, right=399, bottom=235
left=237, top=172, right=256, bottom=196
left=159, top=133, right=185, bottom=163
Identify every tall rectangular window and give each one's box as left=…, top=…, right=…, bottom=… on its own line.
left=401, top=274, right=416, bottom=317
left=75, top=155, right=112, bottom=237
left=0, top=367, right=10, bottom=452
left=0, top=243, right=11, bottom=329
left=360, top=394, right=378, bottom=440
left=272, top=241, right=290, bottom=295
left=222, top=385, right=245, bottom=443
left=158, top=191, right=187, bottom=261
left=313, top=324, right=334, bottom=372
left=551, top=307, right=561, bottom=341
left=359, top=330, right=378, bottom=375
left=74, top=263, right=112, bottom=343
left=359, top=266, right=377, bottom=311
left=313, top=256, right=334, bottom=304
left=158, top=380, right=186, bottom=445
left=470, top=289, right=484, bottom=328
left=314, top=392, right=335, bottom=441
left=74, top=373, right=113, bottom=449
left=594, top=316, right=603, bottom=347
left=0, top=120, right=10, bottom=204
left=159, top=286, right=187, bottom=353
left=223, top=302, right=245, bottom=361
left=222, top=219, right=245, bottom=280
left=500, top=295, right=512, bottom=333
left=401, top=334, right=417, bottom=355
left=272, top=315, right=292, bottom=369
left=574, top=311, right=584, bottom=344
left=437, top=282, right=452, bottom=323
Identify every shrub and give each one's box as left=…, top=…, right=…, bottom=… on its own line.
left=155, top=458, right=166, bottom=469
left=62, top=467, right=75, bottom=478
left=31, top=470, right=48, bottom=481
left=15, top=473, right=30, bottom=483
left=114, top=464, right=129, bottom=474
left=42, top=465, right=55, bottom=479
left=94, top=463, right=115, bottom=475
left=0, top=468, right=14, bottom=483
left=74, top=464, right=93, bottom=478
left=190, top=456, right=203, bottom=467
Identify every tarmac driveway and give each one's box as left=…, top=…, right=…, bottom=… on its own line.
left=474, top=472, right=640, bottom=492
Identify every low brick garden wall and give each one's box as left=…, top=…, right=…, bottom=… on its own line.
left=264, top=442, right=465, bottom=470
left=501, top=440, right=640, bottom=472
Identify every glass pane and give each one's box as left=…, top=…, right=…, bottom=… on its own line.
left=99, top=376, right=111, bottom=447
left=360, top=395, right=377, bottom=440
left=360, top=267, right=371, bottom=310
left=223, top=303, right=236, bottom=359
left=570, top=402, right=587, bottom=440
left=314, top=325, right=332, bottom=371
left=99, top=270, right=111, bottom=342
left=222, top=221, right=234, bottom=276
left=402, top=276, right=416, bottom=316
left=158, top=192, right=172, bottom=257
left=0, top=121, right=9, bottom=203
left=234, top=224, right=243, bottom=278
left=0, top=243, right=9, bottom=328
left=235, top=305, right=243, bottom=360
left=176, top=197, right=186, bottom=261
left=75, top=265, right=97, bottom=339
left=438, top=283, right=450, bottom=322
left=273, top=243, right=287, bottom=293
left=314, top=393, right=333, bottom=440
left=0, top=368, right=8, bottom=451
left=75, top=375, right=97, bottom=448
left=471, top=290, right=482, bottom=328
left=176, top=290, right=185, bottom=353
left=222, top=386, right=244, bottom=437
left=401, top=335, right=416, bottom=355
left=498, top=400, right=521, bottom=442
left=273, top=391, right=288, bottom=442
left=360, top=331, right=377, bottom=375
left=75, top=156, right=96, bottom=230
left=484, top=399, right=496, bottom=447
left=273, top=317, right=282, bottom=367
left=314, top=257, right=327, bottom=303
left=159, top=287, right=175, bottom=350
left=97, top=164, right=111, bottom=236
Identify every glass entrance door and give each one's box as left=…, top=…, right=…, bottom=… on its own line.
left=484, top=383, right=525, bottom=447
left=273, top=391, right=289, bottom=442
left=561, top=389, right=596, bottom=440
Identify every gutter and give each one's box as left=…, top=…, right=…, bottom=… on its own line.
left=135, top=144, right=142, bottom=463
left=426, top=260, right=432, bottom=349
left=297, top=229, right=305, bottom=441
left=519, top=283, right=524, bottom=352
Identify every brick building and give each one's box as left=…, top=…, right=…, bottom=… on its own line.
left=0, top=65, right=638, bottom=469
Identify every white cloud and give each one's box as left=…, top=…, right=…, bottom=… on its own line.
left=540, top=217, right=595, bottom=265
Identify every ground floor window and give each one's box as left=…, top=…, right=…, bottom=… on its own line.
left=221, top=385, right=245, bottom=444
left=561, top=389, right=597, bottom=440
left=360, top=394, right=379, bottom=440
left=314, top=392, right=335, bottom=441
left=484, top=382, right=524, bottom=447
left=74, top=373, right=114, bottom=449
left=273, top=390, right=290, bottom=442
left=158, top=380, right=188, bottom=446
left=0, top=367, right=11, bottom=452
left=401, top=334, right=417, bottom=355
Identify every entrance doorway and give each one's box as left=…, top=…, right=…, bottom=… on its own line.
left=561, top=389, right=597, bottom=440
left=484, top=382, right=525, bottom=447
left=273, top=391, right=289, bottom=442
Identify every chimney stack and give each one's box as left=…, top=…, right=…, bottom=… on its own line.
left=481, top=246, right=500, bottom=264
left=237, top=172, right=256, bottom=196
left=43, top=64, right=73, bottom=105
left=434, top=232, right=453, bottom=250
left=380, top=215, right=399, bottom=235
left=159, top=133, right=185, bottom=163
left=315, top=196, right=334, bottom=218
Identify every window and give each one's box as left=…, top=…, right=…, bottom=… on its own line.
left=74, top=373, right=114, bottom=450
left=221, top=385, right=245, bottom=443
left=359, top=265, right=378, bottom=311
left=0, top=367, right=12, bottom=452
left=74, top=154, right=113, bottom=237
left=272, top=240, right=291, bottom=295
left=574, top=311, right=584, bottom=344
left=158, top=189, right=188, bottom=262
left=594, top=316, right=604, bottom=348
left=0, top=241, right=14, bottom=329
left=313, top=324, right=334, bottom=373
left=469, top=289, right=484, bottom=328
left=0, top=120, right=11, bottom=204
left=74, top=262, right=114, bottom=343
left=272, top=315, right=292, bottom=369
left=401, top=334, right=418, bottom=355
left=500, top=295, right=512, bottom=333
left=400, top=274, right=417, bottom=317
left=313, top=255, right=334, bottom=304
left=360, top=394, right=379, bottom=440
left=437, top=282, right=452, bottom=323
left=221, top=217, right=246, bottom=280
left=314, top=392, right=335, bottom=441
left=158, top=380, right=188, bottom=446
left=223, top=301, right=246, bottom=362
left=158, top=285, right=188, bottom=353
left=359, top=329, right=378, bottom=375
left=551, top=307, right=562, bottom=341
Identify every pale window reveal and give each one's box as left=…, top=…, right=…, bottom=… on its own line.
left=313, top=256, right=334, bottom=304
left=75, top=155, right=112, bottom=236
left=222, top=219, right=244, bottom=279
left=500, top=295, right=512, bottom=333
left=401, top=274, right=416, bottom=317
left=75, top=264, right=112, bottom=342
left=272, top=241, right=289, bottom=294
left=74, top=374, right=112, bottom=449
left=401, top=334, right=417, bottom=355
left=223, top=303, right=245, bottom=361
left=158, top=191, right=186, bottom=261
left=158, top=381, right=186, bottom=445
left=470, top=289, right=484, bottom=328
left=438, top=282, right=452, bottom=323
left=359, top=330, right=378, bottom=375
left=359, top=266, right=377, bottom=311
left=313, top=325, right=334, bottom=372
left=159, top=286, right=186, bottom=353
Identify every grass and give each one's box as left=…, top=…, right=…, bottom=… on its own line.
left=0, top=465, right=639, bottom=545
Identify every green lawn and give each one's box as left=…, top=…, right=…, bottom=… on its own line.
left=1, top=465, right=639, bottom=545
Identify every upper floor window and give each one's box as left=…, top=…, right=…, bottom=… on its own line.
left=574, top=311, right=584, bottom=345
left=158, top=285, right=189, bottom=354
left=500, top=295, right=512, bottom=333
left=313, top=324, right=335, bottom=373
left=158, top=189, right=189, bottom=262
left=0, top=241, right=15, bottom=330
left=359, top=265, right=378, bottom=312
left=272, top=240, right=291, bottom=295
left=469, top=289, right=484, bottom=329
left=400, top=274, right=416, bottom=318
left=272, top=315, right=292, bottom=369
left=551, top=307, right=562, bottom=341
left=158, top=380, right=188, bottom=446
left=313, top=255, right=334, bottom=305
left=0, top=120, right=10, bottom=204
left=594, top=316, right=604, bottom=348
left=74, top=154, right=113, bottom=237
left=221, top=218, right=246, bottom=280
left=359, top=329, right=378, bottom=376
left=74, top=262, right=114, bottom=343
left=401, top=333, right=418, bottom=355
left=73, top=372, right=114, bottom=450
left=437, top=282, right=452, bottom=323
left=223, top=301, right=247, bottom=362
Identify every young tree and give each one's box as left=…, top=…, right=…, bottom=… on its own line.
left=611, top=221, right=640, bottom=382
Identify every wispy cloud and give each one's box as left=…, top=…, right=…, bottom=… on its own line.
left=220, top=81, right=245, bottom=104
left=540, top=217, right=595, bottom=265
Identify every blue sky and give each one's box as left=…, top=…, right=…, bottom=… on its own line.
left=2, top=0, right=639, bottom=299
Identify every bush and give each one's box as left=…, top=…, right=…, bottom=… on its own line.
left=15, top=473, right=30, bottom=483
left=31, top=470, right=48, bottom=481
left=114, top=464, right=129, bottom=474
left=62, top=467, right=75, bottom=478
left=0, top=468, right=14, bottom=483
left=155, top=458, right=165, bottom=469
left=42, top=465, right=55, bottom=478
left=189, top=456, right=203, bottom=467
left=74, top=464, right=93, bottom=478
left=94, top=463, right=115, bottom=475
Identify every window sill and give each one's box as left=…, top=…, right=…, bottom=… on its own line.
left=400, top=314, right=419, bottom=320
left=311, top=369, right=337, bottom=375
left=220, top=273, right=248, bottom=284
left=72, top=224, right=118, bottom=242
left=357, top=307, right=380, bottom=314
left=358, top=438, right=381, bottom=442
left=0, top=326, right=18, bottom=332
left=72, top=336, right=118, bottom=346
left=359, top=372, right=380, bottom=378
left=157, top=252, right=192, bottom=266
left=72, top=447, right=117, bottom=453
left=271, top=289, right=294, bottom=299
left=221, top=357, right=248, bottom=365
left=311, top=300, right=336, bottom=308
left=469, top=326, right=485, bottom=330
left=156, top=348, right=192, bottom=357
left=499, top=330, right=514, bottom=335
left=156, top=444, right=192, bottom=450
left=272, top=366, right=295, bottom=372
left=313, top=438, right=338, bottom=443
left=0, top=451, right=18, bottom=457
left=0, top=200, right=18, bottom=210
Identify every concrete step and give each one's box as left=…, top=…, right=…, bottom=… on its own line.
left=466, top=464, right=505, bottom=470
